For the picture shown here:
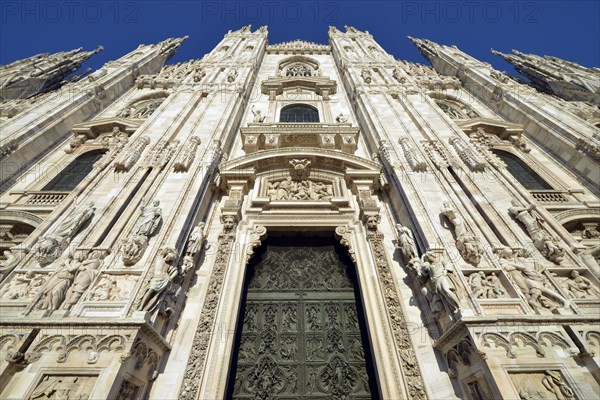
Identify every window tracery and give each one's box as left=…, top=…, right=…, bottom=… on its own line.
left=285, top=63, right=313, bottom=77
left=119, top=97, right=165, bottom=119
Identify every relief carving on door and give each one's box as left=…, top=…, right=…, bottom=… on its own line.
left=228, top=239, right=377, bottom=399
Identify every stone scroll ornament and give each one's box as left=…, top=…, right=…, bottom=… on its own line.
left=180, top=218, right=264, bottom=400
left=508, top=199, right=566, bottom=264
left=121, top=199, right=162, bottom=266
left=33, top=202, right=96, bottom=266
left=357, top=218, right=428, bottom=399
left=440, top=201, right=483, bottom=265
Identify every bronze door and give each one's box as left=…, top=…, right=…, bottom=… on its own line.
left=228, top=238, right=379, bottom=399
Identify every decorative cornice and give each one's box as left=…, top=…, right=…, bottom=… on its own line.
left=267, top=39, right=330, bottom=54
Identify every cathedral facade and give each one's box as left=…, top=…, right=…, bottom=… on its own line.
left=0, top=25, right=598, bottom=400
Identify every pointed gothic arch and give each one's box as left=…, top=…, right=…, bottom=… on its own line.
left=42, top=149, right=107, bottom=191
left=491, top=149, right=552, bottom=190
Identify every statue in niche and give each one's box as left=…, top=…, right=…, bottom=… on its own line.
left=133, top=200, right=162, bottom=237
left=441, top=201, right=483, bottom=265
left=53, top=202, right=95, bottom=239
left=508, top=199, right=543, bottom=234
left=418, top=252, right=461, bottom=314
left=186, top=222, right=206, bottom=256
left=121, top=199, right=162, bottom=266
left=62, top=250, right=104, bottom=309
left=226, top=68, right=238, bottom=83
left=561, top=270, right=600, bottom=299
left=251, top=105, right=266, bottom=123
left=508, top=199, right=566, bottom=264
left=33, top=202, right=95, bottom=266
left=396, top=224, right=419, bottom=263
left=38, top=252, right=85, bottom=311
left=139, top=247, right=182, bottom=312
left=497, top=247, right=569, bottom=312
left=335, top=113, right=348, bottom=123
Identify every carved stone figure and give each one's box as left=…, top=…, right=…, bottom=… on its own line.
left=29, top=375, right=95, bottom=400
left=140, top=247, right=179, bottom=312
left=186, top=222, right=206, bottom=256
left=396, top=224, right=418, bottom=262
left=561, top=270, right=600, bottom=299
left=468, top=271, right=506, bottom=299
left=497, top=247, right=569, bottom=311
left=62, top=250, right=104, bottom=309
left=361, top=69, right=372, bottom=84
left=508, top=199, right=542, bottom=234
left=53, top=202, right=95, bottom=239
left=0, top=246, right=26, bottom=280
left=251, top=105, right=266, bottom=123
left=508, top=200, right=566, bottom=264
left=33, top=236, right=63, bottom=266
left=134, top=200, right=162, bottom=237
left=121, top=234, right=148, bottom=266
left=38, top=252, right=84, bottom=311
left=582, top=226, right=600, bottom=239
left=541, top=370, right=575, bottom=400
left=419, top=252, right=461, bottom=314
left=226, top=69, right=238, bottom=83
left=441, top=202, right=483, bottom=265
left=335, top=113, right=348, bottom=123
left=0, top=271, right=46, bottom=300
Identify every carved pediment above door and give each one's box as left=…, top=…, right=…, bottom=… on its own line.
left=219, top=149, right=381, bottom=214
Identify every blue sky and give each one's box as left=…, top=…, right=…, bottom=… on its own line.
left=1, top=1, right=599, bottom=77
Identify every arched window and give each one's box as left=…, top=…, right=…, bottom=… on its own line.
left=492, top=149, right=552, bottom=190
left=42, top=149, right=107, bottom=191
left=280, top=104, right=319, bottom=123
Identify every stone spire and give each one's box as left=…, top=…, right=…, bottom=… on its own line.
left=0, top=45, right=103, bottom=100
left=407, top=36, right=441, bottom=60
left=156, top=36, right=189, bottom=61
left=492, top=49, right=600, bottom=105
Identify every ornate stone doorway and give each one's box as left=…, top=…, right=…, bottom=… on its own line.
left=226, top=236, right=380, bottom=399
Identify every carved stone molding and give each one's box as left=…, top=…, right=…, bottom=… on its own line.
left=179, top=217, right=239, bottom=400
left=359, top=220, right=428, bottom=399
